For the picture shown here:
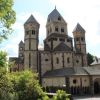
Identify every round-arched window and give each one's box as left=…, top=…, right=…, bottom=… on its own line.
left=73, top=79, right=77, bottom=84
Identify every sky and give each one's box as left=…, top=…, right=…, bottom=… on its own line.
left=1, top=0, right=100, bottom=57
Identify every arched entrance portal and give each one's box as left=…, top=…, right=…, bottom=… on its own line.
left=94, top=79, right=100, bottom=94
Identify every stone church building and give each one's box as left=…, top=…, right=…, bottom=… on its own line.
left=9, top=8, right=100, bottom=95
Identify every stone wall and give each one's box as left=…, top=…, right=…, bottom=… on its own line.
left=73, top=54, right=82, bottom=67
left=41, top=52, right=52, bottom=75
left=42, top=76, right=90, bottom=87
left=42, top=77, right=65, bottom=87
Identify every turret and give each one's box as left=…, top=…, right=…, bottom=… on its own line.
left=18, top=40, right=24, bottom=59
left=73, top=23, right=86, bottom=54
left=73, top=23, right=87, bottom=66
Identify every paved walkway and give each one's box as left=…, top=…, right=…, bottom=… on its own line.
left=73, top=96, right=100, bottom=100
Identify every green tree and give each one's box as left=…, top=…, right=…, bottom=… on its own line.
left=87, top=53, right=94, bottom=66
left=10, top=70, right=48, bottom=100
left=0, top=69, right=13, bottom=100
left=0, top=0, right=16, bottom=42
left=0, top=51, right=8, bottom=69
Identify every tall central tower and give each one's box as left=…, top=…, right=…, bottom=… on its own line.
left=24, top=15, right=40, bottom=71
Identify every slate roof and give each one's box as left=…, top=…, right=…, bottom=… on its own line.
left=43, top=66, right=100, bottom=78
left=9, top=57, right=23, bottom=64
left=47, top=8, right=66, bottom=23
left=19, top=40, right=24, bottom=46
left=84, top=67, right=100, bottom=75
left=43, top=67, right=74, bottom=77
left=73, top=23, right=85, bottom=33
left=74, top=67, right=88, bottom=75
left=24, top=15, right=39, bottom=25
left=54, top=42, right=72, bottom=51
left=43, top=67, right=88, bottom=78
left=45, top=33, right=72, bottom=41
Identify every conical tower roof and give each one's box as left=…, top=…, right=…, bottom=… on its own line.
left=73, top=23, right=85, bottom=33
left=47, top=8, right=66, bottom=23
left=19, top=40, right=24, bottom=46
left=24, top=15, right=39, bottom=25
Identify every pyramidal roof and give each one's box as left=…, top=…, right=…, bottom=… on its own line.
left=24, top=15, right=39, bottom=25
left=47, top=8, right=66, bottom=22
left=19, top=40, right=24, bottom=46
left=73, top=23, right=85, bottom=33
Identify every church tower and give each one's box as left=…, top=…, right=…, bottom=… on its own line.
left=24, top=15, right=40, bottom=71
left=44, top=8, right=73, bottom=51
left=73, top=23, right=87, bottom=66
left=46, top=7, right=68, bottom=37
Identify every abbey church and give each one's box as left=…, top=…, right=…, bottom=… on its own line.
left=10, top=8, right=100, bottom=95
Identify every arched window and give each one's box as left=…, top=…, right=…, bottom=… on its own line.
left=55, top=26, right=58, bottom=32
left=32, top=30, right=35, bottom=35
left=81, top=37, right=85, bottom=41
left=67, top=39, right=70, bottom=42
left=58, top=16, right=61, bottom=21
left=45, top=59, right=48, bottom=61
left=73, top=79, right=77, bottom=84
left=76, top=60, right=79, bottom=63
left=76, top=38, right=79, bottom=41
left=61, top=27, right=64, bottom=32
left=67, top=57, right=70, bottom=63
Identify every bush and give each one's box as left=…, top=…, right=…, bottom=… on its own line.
left=0, top=69, right=49, bottom=100
left=0, top=69, right=13, bottom=100
left=53, top=90, right=70, bottom=100
left=10, top=70, right=48, bottom=100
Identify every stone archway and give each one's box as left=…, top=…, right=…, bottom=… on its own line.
left=94, top=78, right=100, bottom=94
